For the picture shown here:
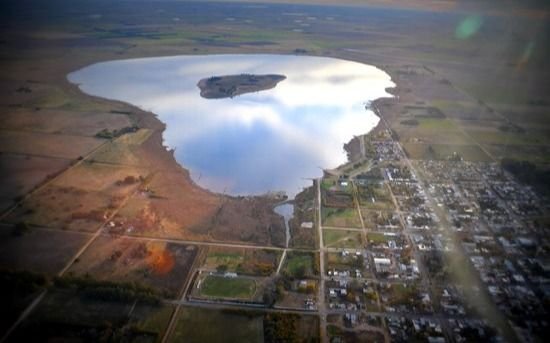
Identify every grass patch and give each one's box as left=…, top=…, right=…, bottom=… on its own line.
left=416, top=117, right=455, bottom=130
left=402, top=143, right=491, bottom=161
left=204, top=248, right=280, bottom=276
left=283, top=251, right=318, bottom=278
left=323, top=229, right=363, bottom=249
left=466, top=129, right=548, bottom=146
left=169, top=307, right=263, bottom=343
left=322, top=207, right=362, bottom=228
left=367, top=232, right=391, bottom=244
left=357, top=184, right=394, bottom=210
left=131, top=304, right=174, bottom=341
left=200, top=275, right=256, bottom=300
left=205, top=250, right=244, bottom=271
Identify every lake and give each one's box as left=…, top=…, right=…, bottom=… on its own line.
left=68, top=54, right=394, bottom=197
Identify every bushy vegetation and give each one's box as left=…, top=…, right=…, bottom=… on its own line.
left=53, top=275, right=161, bottom=304
left=0, top=269, right=47, bottom=294
left=264, top=313, right=300, bottom=343
left=95, top=125, right=139, bottom=139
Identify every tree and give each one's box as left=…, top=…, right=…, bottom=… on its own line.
left=352, top=255, right=364, bottom=269
left=216, top=264, right=228, bottom=273
left=293, top=265, right=306, bottom=279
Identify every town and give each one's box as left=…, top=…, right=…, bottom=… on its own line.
left=1, top=1, right=548, bottom=342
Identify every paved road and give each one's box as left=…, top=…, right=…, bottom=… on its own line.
left=276, top=249, right=287, bottom=275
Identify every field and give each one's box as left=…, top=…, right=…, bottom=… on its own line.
left=204, top=248, right=244, bottom=271
left=0, top=130, right=104, bottom=160
left=322, top=190, right=354, bottom=209
left=49, top=161, right=147, bottom=196
left=361, top=210, right=402, bottom=232
left=379, top=283, right=424, bottom=310
left=274, top=279, right=318, bottom=309
left=325, top=252, right=365, bottom=272
left=203, top=247, right=281, bottom=276
left=90, top=129, right=154, bottom=166
left=199, top=275, right=257, bottom=299
left=322, top=207, right=362, bottom=228
left=169, top=307, right=264, bottom=343
left=110, top=170, right=286, bottom=246
left=5, top=184, right=113, bottom=232
left=67, top=237, right=198, bottom=298
left=367, top=232, right=392, bottom=244
left=402, top=143, right=491, bottom=162
left=288, top=186, right=317, bottom=249
left=0, top=108, right=133, bottom=137
left=282, top=251, right=319, bottom=278
left=357, top=184, right=395, bottom=210
left=0, top=154, right=71, bottom=211
left=323, top=229, right=363, bottom=249
left=10, top=290, right=174, bottom=343
left=0, top=225, right=91, bottom=275
left=294, top=314, right=320, bottom=341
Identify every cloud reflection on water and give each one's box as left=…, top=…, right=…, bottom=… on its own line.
left=69, top=54, right=394, bottom=197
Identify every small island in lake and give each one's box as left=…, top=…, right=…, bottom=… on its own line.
left=198, top=73, right=286, bottom=99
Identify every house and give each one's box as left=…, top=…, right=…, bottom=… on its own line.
left=301, top=222, right=314, bottom=229
left=374, top=257, right=392, bottom=273
left=345, top=313, right=357, bottom=326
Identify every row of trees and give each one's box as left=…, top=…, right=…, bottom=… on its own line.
left=54, top=275, right=161, bottom=305
left=1, top=269, right=47, bottom=294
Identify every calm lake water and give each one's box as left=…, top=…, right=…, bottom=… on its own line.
left=69, top=54, right=394, bottom=197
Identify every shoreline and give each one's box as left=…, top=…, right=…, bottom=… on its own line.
left=65, top=53, right=395, bottom=201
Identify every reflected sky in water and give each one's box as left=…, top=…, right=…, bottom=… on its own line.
left=69, top=54, right=394, bottom=197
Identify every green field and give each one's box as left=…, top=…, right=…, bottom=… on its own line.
left=169, top=307, right=263, bottom=343
left=204, top=250, right=245, bottom=271
left=402, top=142, right=492, bottom=161
left=466, top=129, right=549, bottom=146
left=283, top=252, right=318, bottom=278
left=323, top=229, right=363, bottom=249
left=322, top=207, right=362, bottom=228
left=367, top=232, right=392, bottom=244
left=130, top=304, right=174, bottom=342
left=200, top=275, right=257, bottom=299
